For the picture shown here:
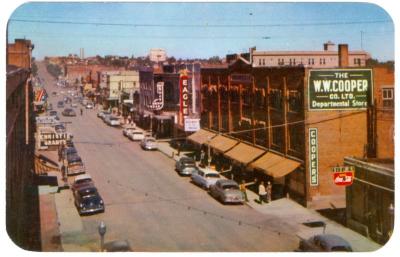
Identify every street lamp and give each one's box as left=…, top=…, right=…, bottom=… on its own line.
left=207, top=136, right=212, bottom=168
left=388, top=203, right=394, bottom=238
left=98, top=221, right=107, bottom=252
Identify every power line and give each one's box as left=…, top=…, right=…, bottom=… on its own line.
left=9, top=18, right=392, bottom=28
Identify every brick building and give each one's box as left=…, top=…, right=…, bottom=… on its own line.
left=195, top=44, right=381, bottom=209
left=6, top=39, right=40, bottom=249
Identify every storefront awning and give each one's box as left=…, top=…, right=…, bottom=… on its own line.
left=205, top=135, right=238, bottom=153
left=224, top=143, right=265, bottom=165
left=187, top=129, right=216, bottom=145
left=250, top=152, right=301, bottom=178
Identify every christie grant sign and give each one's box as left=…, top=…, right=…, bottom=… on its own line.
left=308, top=69, right=373, bottom=110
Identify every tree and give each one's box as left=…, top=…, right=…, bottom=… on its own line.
left=208, top=56, right=222, bottom=64
left=366, top=58, right=394, bottom=71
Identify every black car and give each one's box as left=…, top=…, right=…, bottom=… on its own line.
left=62, top=108, right=76, bottom=117
left=298, top=234, right=353, bottom=252
left=63, top=146, right=77, bottom=159
left=175, top=157, right=198, bottom=176
left=54, top=124, right=66, bottom=133
left=57, top=101, right=64, bottom=108
left=74, top=186, right=105, bottom=215
left=49, top=110, right=58, bottom=116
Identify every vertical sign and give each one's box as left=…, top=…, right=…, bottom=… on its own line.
left=309, top=128, right=319, bottom=186
left=180, top=74, right=189, bottom=117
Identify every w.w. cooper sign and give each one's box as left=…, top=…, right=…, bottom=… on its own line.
left=308, top=69, right=373, bottom=110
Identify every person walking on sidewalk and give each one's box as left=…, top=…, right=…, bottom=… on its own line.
left=80, top=108, right=83, bottom=116
left=266, top=181, right=272, bottom=203
left=258, top=181, right=267, bottom=204
left=240, top=180, right=249, bottom=202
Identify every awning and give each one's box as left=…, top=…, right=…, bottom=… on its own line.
left=187, top=129, right=216, bottom=145
left=224, top=143, right=265, bottom=165
left=205, top=135, right=238, bottom=153
left=250, top=152, right=301, bottom=178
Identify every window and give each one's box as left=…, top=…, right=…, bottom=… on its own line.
left=269, top=89, right=282, bottom=110
left=278, top=58, right=284, bottom=65
left=259, top=58, right=262, bottom=66
left=288, top=90, right=302, bottom=112
left=262, top=59, right=265, bottom=66
left=308, top=58, right=315, bottom=65
left=382, top=88, right=394, bottom=108
left=289, top=124, right=303, bottom=152
left=354, top=58, right=361, bottom=66
left=320, top=58, right=326, bottom=65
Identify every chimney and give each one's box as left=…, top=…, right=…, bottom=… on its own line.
left=338, top=44, right=349, bottom=67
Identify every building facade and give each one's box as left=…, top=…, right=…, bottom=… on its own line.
left=6, top=39, right=40, bottom=250
left=250, top=41, right=370, bottom=68
left=197, top=44, right=378, bottom=209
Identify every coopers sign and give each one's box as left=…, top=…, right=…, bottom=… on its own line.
left=308, top=69, right=373, bottom=110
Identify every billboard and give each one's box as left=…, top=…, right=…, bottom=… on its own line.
left=308, top=69, right=372, bottom=110
left=184, top=118, right=200, bottom=132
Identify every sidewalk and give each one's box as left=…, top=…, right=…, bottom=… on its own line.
left=157, top=142, right=382, bottom=252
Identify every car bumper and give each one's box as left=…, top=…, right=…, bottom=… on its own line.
left=68, top=169, right=85, bottom=176
left=79, top=206, right=104, bottom=215
left=223, top=197, right=244, bottom=204
left=179, top=168, right=196, bottom=175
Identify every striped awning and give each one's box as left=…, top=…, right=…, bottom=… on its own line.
left=249, top=152, right=301, bottom=178
left=187, top=129, right=216, bottom=145
left=34, top=155, right=59, bottom=175
left=205, top=135, right=238, bottom=153
left=224, top=143, right=265, bottom=165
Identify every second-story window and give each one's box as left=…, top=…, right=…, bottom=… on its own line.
left=288, top=90, right=302, bottom=112
left=269, top=89, right=282, bottom=110
left=382, top=88, right=394, bottom=108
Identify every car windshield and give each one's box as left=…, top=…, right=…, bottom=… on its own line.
left=222, top=184, right=239, bottom=190
left=132, top=132, right=143, bottom=135
left=146, top=139, right=156, bottom=143
left=76, top=178, right=92, bottom=184
left=330, top=246, right=352, bottom=252
left=80, top=188, right=97, bottom=197
left=206, top=173, right=220, bottom=178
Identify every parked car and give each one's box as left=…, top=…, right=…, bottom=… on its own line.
left=65, top=154, right=86, bottom=176
left=71, top=174, right=94, bottom=192
left=122, top=127, right=137, bottom=137
left=51, top=91, right=58, bottom=96
left=140, top=137, right=158, bottom=150
left=209, top=179, right=244, bottom=204
left=97, top=110, right=111, bottom=119
left=298, top=234, right=353, bottom=252
left=128, top=131, right=145, bottom=141
left=49, top=110, right=58, bottom=117
left=105, top=115, right=120, bottom=126
left=103, top=240, right=132, bottom=252
left=191, top=168, right=221, bottom=190
left=62, top=108, right=76, bottom=117
left=54, top=124, right=66, bottom=133
left=63, top=146, right=78, bottom=160
left=175, top=157, right=198, bottom=176
left=71, top=102, right=78, bottom=108
left=57, top=101, right=64, bottom=108
left=86, top=101, right=94, bottom=109
left=74, top=186, right=104, bottom=215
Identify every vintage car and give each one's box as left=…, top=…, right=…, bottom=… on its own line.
left=175, top=156, right=198, bottom=176
left=209, top=179, right=244, bottom=204
left=140, top=137, right=158, bottom=151
left=298, top=234, right=353, bottom=252
left=74, top=186, right=104, bottom=215
left=65, top=154, right=86, bottom=176
left=191, top=168, right=221, bottom=190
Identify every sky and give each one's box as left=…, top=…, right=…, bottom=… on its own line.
left=6, top=2, right=395, bottom=61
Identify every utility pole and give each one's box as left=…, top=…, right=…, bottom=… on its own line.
left=360, top=31, right=364, bottom=50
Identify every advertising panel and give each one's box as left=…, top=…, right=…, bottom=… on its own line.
left=184, top=118, right=200, bottom=132
left=180, top=74, right=189, bottom=117
left=308, top=69, right=372, bottom=110
left=309, top=128, right=318, bottom=186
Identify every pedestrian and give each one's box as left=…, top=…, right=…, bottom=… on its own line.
left=58, top=143, right=65, bottom=162
left=200, top=149, right=205, bottom=165
left=177, top=142, right=181, bottom=156
left=80, top=108, right=83, bottom=116
left=266, top=181, right=272, bottom=203
left=258, top=181, right=267, bottom=204
left=240, top=180, right=249, bottom=202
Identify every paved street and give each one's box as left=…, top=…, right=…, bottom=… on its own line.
left=37, top=62, right=299, bottom=251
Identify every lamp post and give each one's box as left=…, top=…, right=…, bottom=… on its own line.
left=388, top=203, right=394, bottom=238
left=207, top=136, right=211, bottom=168
left=98, top=221, right=107, bottom=252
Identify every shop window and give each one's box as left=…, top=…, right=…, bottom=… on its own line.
left=382, top=88, right=394, bottom=108
left=269, top=89, right=282, bottom=110
left=255, top=89, right=266, bottom=109
left=288, top=90, right=302, bottom=112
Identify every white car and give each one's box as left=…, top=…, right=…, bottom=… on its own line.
left=97, top=110, right=111, bottom=119
left=140, top=137, right=158, bottom=150
left=122, top=127, right=137, bottom=137
left=86, top=102, right=94, bottom=109
left=106, top=115, right=120, bottom=126
left=128, top=131, right=145, bottom=141
left=191, top=168, right=221, bottom=190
